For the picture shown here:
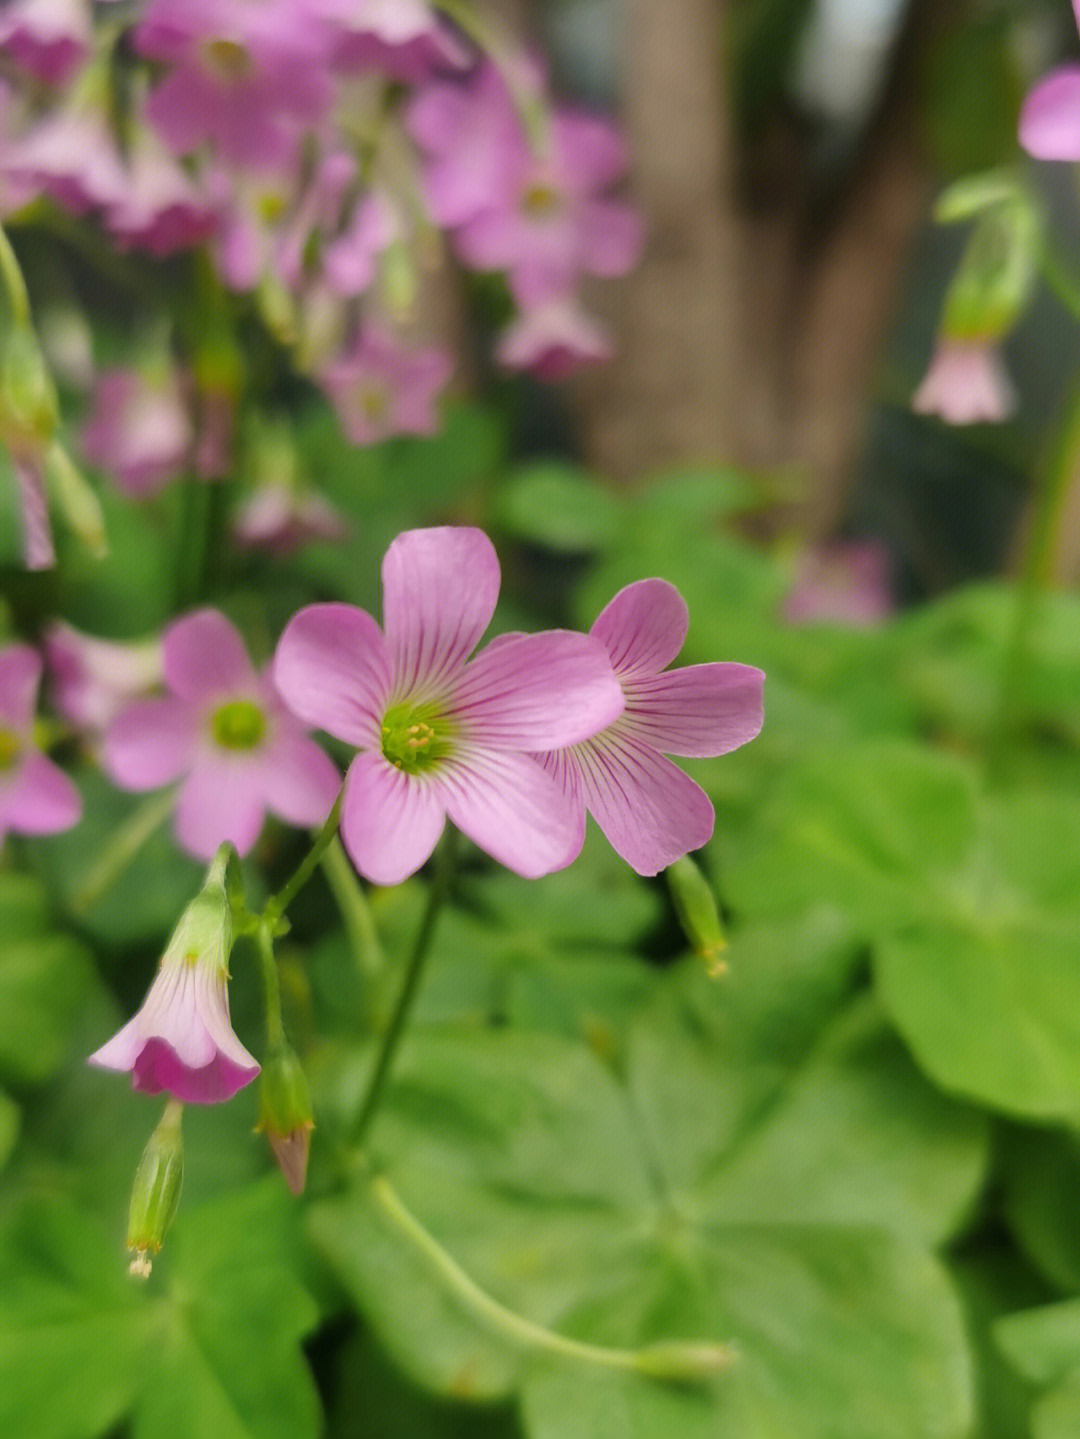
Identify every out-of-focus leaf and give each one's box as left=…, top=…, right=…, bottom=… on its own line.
left=0, top=1181, right=321, bottom=1439
left=495, top=461, right=621, bottom=553
left=996, top=1302, right=1080, bottom=1439
left=1000, top=1127, right=1080, bottom=1293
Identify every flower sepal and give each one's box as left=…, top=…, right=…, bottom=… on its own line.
left=126, top=1098, right=184, bottom=1278
left=256, top=1043, right=314, bottom=1195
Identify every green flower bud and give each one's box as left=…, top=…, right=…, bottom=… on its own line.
left=126, top=1099, right=184, bottom=1277
left=941, top=203, right=1038, bottom=344
left=666, top=857, right=727, bottom=975
left=634, top=1339, right=736, bottom=1383
left=256, top=1043, right=314, bottom=1195
left=0, top=323, right=59, bottom=460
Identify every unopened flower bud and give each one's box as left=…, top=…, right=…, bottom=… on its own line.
left=940, top=203, right=1037, bottom=344
left=666, top=857, right=727, bottom=975
left=256, top=1044, right=314, bottom=1195
left=126, top=1099, right=184, bottom=1276
left=0, top=322, right=59, bottom=459
left=634, top=1339, right=736, bottom=1383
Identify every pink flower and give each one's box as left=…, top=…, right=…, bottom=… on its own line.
left=495, top=298, right=612, bottom=379
left=11, top=456, right=54, bottom=570
left=912, top=340, right=1015, bottom=425
left=782, top=541, right=894, bottom=628
left=319, top=328, right=453, bottom=444
left=537, top=581, right=764, bottom=876
left=273, top=527, right=625, bottom=885
left=134, top=0, right=333, bottom=166
left=0, top=0, right=90, bottom=85
left=317, top=0, right=468, bottom=80
left=411, top=63, right=642, bottom=306
left=89, top=871, right=258, bottom=1103
left=105, top=131, right=218, bottom=257
left=232, top=481, right=349, bottom=555
left=4, top=102, right=126, bottom=215
left=103, top=610, right=341, bottom=861
left=44, top=622, right=163, bottom=734
left=0, top=642, right=82, bottom=844
left=1019, top=4, right=1080, bottom=160
left=80, top=365, right=193, bottom=497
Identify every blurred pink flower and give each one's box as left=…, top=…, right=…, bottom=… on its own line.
left=537, top=581, right=764, bottom=876
left=89, top=880, right=258, bottom=1103
left=104, top=609, right=340, bottom=860
left=782, top=541, right=894, bottom=628
left=134, top=0, right=333, bottom=166
left=44, top=622, right=163, bottom=734
left=317, top=0, right=467, bottom=80
left=274, top=527, right=625, bottom=885
left=80, top=365, right=193, bottom=496
left=232, top=481, right=349, bottom=555
left=496, top=298, right=612, bottom=379
left=912, top=340, right=1015, bottom=425
left=4, top=102, right=125, bottom=215
left=0, top=642, right=82, bottom=844
left=105, top=132, right=218, bottom=256
left=1019, top=3, right=1080, bottom=159
left=11, top=456, right=54, bottom=569
left=0, top=0, right=90, bottom=85
left=319, top=328, right=452, bottom=444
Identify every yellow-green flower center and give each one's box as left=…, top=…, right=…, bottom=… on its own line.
left=0, top=727, right=21, bottom=771
left=212, top=699, right=266, bottom=751
left=381, top=702, right=455, bottom=774
left=202, top=38, right=255, bottom=82
left=522, top=182, right=561, bottom=217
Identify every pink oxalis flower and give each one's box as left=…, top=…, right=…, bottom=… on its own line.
left=274, top=526, right=625, bottom=886
left=538, top=580, right=765, bottom=876
left=89, top=863, right=259, bottom=1103
left=44, top=622, right=163, bottom=734
left=1019, top=2, right=1080, bottom=160
left=0, top=642, right=82, bottom=844
left=80, top=364, right=194, bottom=497
left=912, top=340, right=1015, bottom=426
left=104, top=609, right=340, bottom=860
left=319, top=328, right=452, bottom=445
left=782, top=540, right=894, bottom=628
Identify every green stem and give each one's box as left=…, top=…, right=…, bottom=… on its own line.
left=321, top=837, right=384, bottom=979
left=0, top=226, right=31, bottom=326
left=1038, top=239, right=1080, bottom=322
left=352, top=827, right=457, bottom=1147
left=264, top=786, right=344, bottom=927
left=255, top=918, right=286, bottom=1050
left=432, top=0, right=549, bottom=153
left=72, top=788, right=176, bottom=913
left=174, top=476, right=211, bottom=611
left=365, top=1167, right=732, bottom=1380
left=990, top=385, right=1080, bottom=773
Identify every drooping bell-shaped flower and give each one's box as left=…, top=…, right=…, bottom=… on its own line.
left=274, top=526, right=625, bottom=885
left=912, top=339, right=1015, bottom=426
left=537, top=580, right=764, bottom=876
left=89, top=853, right=259, bottom=1102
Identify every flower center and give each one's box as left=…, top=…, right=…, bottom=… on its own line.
left=202, top=37, right=255, bottom=82
left=360, top=386, right=387, bottom=424
left=212, top=699, right=266, bottom=750
left=381, top=702, right=455, bottom=774
left=0, top=727, right=21, bottom=771
left=522, top=182, right=561, bottom=217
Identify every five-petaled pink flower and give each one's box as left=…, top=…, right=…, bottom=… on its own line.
left=104, top=609, right=340, bottom=860
left=537, top=580, right=765, bottom=876
left=0, top=642, right=82, bottom=844
left=89, top=868, right=259, bottom=1103
left=273, top=526, right=625, bottom=885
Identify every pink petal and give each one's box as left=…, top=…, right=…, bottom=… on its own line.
left=382, top=528, right=501, bottom=697
left=622, top=663, right=765, bottom=757
left=1019, top=67, right=1080, bottom=161
left=553, top=112, right=629, bottom=191
left=163, top=609, right=257, bottom=702
left=0, top=750, right=82, bottom=836
left=273, top=602, right=390, bottom=746
left=451, top=630, right=624, bottom=748
left=256, top=726, right=341, bottom=827
left=591, top=579, right=689, bottom=677
left=174, top=756, right=266, bottom=860
left=132, top=1038, right=258, bottom=1102
left=0, top=642, right=41, bottom=729
left=575, top=732, right=715, bottom=876
left=87, top=1013, right=146, bottom=1073
left=439, top=747, right=584, bottom=877
left=339, top=750, right=446, bottom=885
left=103, top=696, right=196, bottom=790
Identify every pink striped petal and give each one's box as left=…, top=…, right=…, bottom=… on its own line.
left=439, top=747, right=584, bottom=877
left=0, top=750, right=81, bottom=837
left=163, top=609, right=257, bottom=702
left=451, top=630, right=624, bottom=748
left=622, top=663, right=765, bottom=757
left=340, top=750, right=446, bottom=885
left=104, top=696, right=196, bottom=790
left=576, top=732, right=715, bottom=876
left=0, top=642, right=41, bottom=729
left=256, top=727, right=341, bottom=827
left=1019, top=67, right=1080, bottom=161
left=382, top=528, right=500, bottom=697
left=274, top=602, right=389, bottom=746
left=591, top=580, right=689, bottom=678
left=174, top=757, right=266, bottom=860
